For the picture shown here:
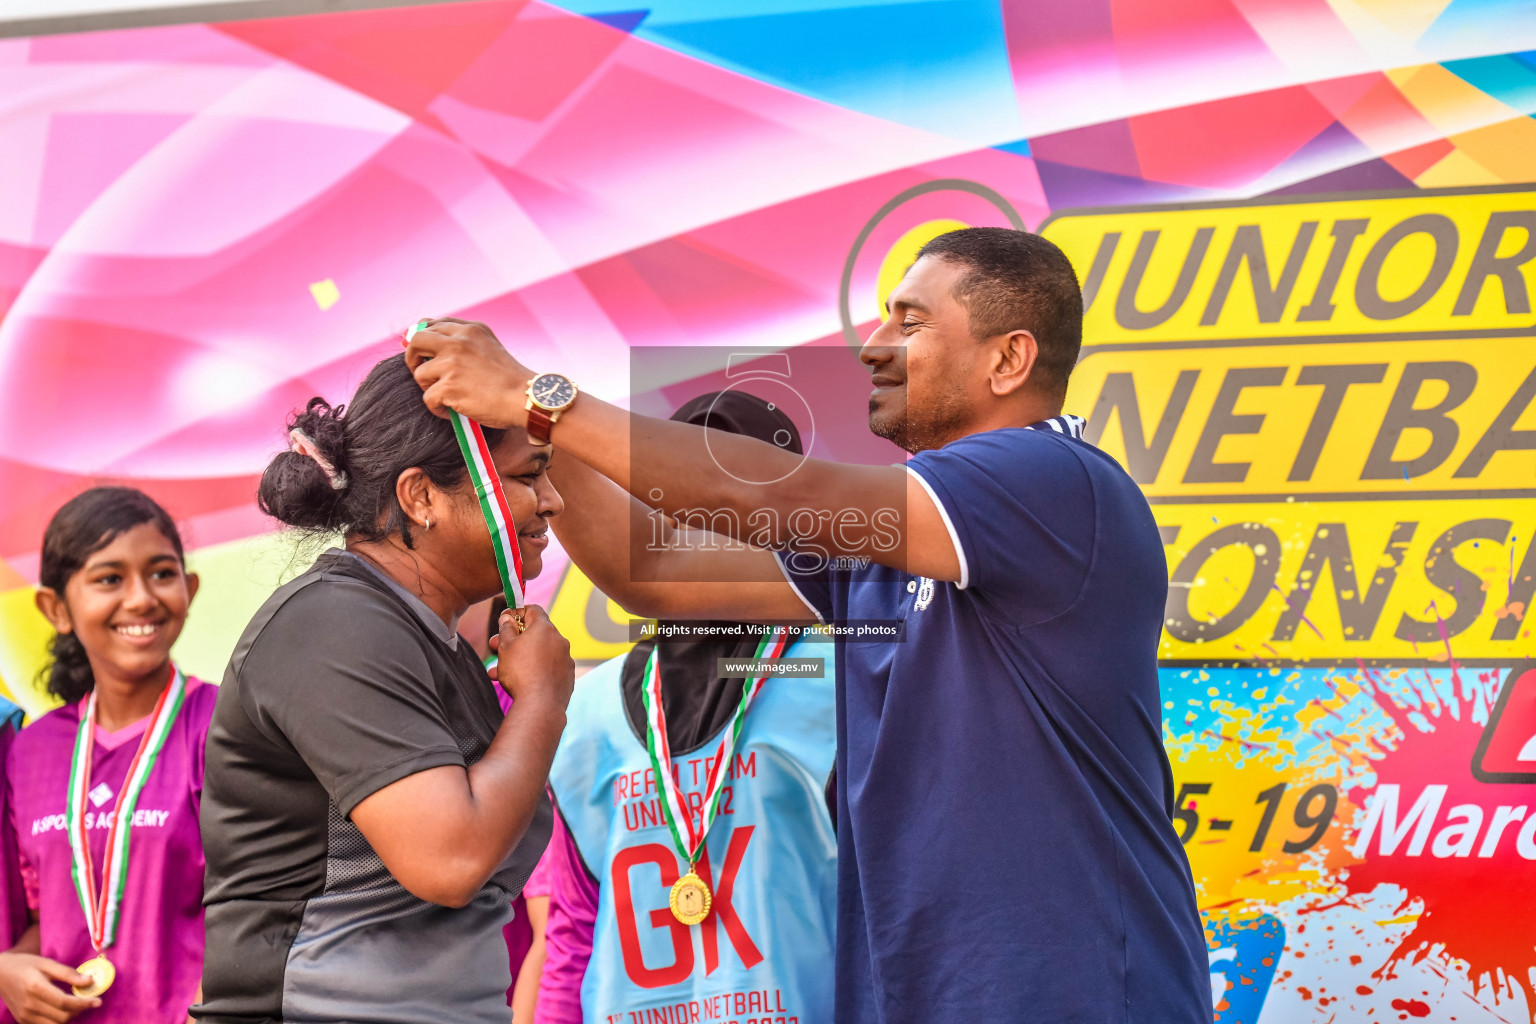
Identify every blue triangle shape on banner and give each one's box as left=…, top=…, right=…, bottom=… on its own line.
left=588, top=9, right=649, bottom=33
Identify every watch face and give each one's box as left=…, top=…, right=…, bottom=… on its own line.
left=531, top=373, right=576, bottom=409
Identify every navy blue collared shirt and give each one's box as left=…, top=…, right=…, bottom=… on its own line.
left=778, top=417, right=1210, bottom=1024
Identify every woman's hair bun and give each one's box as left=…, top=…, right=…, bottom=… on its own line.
left=257, top=398, right=349, bottom=531
left=257, top=354, right=479, bottom=545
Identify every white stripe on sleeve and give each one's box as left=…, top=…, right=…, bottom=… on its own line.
left=773, top=552, right=827, bottom=624
left=905, top=465, right=970, bottom=591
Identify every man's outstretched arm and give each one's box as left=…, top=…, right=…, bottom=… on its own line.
left=547, top=452, right=818, bottom=623
left=405, top=319, right=962, bottom=583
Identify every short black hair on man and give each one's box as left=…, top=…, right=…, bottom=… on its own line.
left=914, top=227, right=1083, bottom=404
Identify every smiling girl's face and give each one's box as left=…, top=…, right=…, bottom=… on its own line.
left=36, top=522, right=199, bottom=689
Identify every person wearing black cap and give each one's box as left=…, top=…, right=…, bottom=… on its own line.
left=528, top=391, right=836, bottom=1024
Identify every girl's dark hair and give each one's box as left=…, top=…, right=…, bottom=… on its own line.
left=258, top=354, right=504, bottom=544
left=38, top=487, right=185, bottom=704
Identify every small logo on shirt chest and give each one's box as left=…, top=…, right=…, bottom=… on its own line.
left=88, top=783, right=114, bottom=808
left=907, top=577, right=936, bottom=611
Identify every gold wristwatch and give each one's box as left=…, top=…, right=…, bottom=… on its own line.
left=524, top=373, right=578, bottom=445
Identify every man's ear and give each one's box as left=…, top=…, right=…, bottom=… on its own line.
left=989, top=329, right=1039, bottom=397
left=34, top=587, right=72, bottom=634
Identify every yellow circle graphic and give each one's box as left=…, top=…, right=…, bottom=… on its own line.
left=874, top=218, right=970, bottom=320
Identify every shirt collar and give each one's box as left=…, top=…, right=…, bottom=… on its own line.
left=332, top=548, right=459, bottom=650
left=1024, top=414, right=1086, bottom=439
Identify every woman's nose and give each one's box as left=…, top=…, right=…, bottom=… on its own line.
left=536, top=475, right=564, bottom=518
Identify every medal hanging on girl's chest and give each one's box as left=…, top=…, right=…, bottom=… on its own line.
left=640, top=632, right=788, bottom=925
left=63, top=666, right=188, bottom=998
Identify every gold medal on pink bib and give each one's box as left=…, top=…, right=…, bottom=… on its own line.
left=64, top=666, right=187, bottom=999
left=72, top=955, right=115, bottom=998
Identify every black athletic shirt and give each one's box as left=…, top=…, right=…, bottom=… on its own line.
left=197, top=549, right=551, bottom=1024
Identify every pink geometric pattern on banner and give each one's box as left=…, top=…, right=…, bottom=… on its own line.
left=2, top=4, right=1535, bottom=1022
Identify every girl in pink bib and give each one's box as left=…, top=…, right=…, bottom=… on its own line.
left=0, top=488, right=214, bottom=1024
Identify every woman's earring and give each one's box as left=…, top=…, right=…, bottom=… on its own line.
left=423, top=518, right=433, bottom=531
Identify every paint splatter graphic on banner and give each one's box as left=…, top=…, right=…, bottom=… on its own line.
left=1341, top=664, right=1536, bottom=1017
left=1167, top=662, right=1536, bottom=1022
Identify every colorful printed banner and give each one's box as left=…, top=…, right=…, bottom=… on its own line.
left=1048, top=187, right=1536, bottom=1022
left=2, top=2, right=1534, bottom=1020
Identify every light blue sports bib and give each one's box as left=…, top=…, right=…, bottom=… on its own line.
left=549, top=638, right=836, bottom=1024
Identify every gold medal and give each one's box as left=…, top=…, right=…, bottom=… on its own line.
left=72, top=955, right=115, bottom=998
left=65, top=668, right=188, bottom=999
left=669, top=871, right=712, bottom=926
left=643, top=632, right=784, bottom=929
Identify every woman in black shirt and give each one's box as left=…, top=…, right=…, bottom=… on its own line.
left=198, top=353, right=573, bottom=1023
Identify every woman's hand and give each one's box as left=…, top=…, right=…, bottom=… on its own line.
left=491, top=605, right=574, bottom=713
left=0, top=952, right=101, bottom=1024
left=404, top=318, right=533, bottom=429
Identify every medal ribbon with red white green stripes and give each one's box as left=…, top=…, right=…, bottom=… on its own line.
left=64, top=665, right=187, bottom=952
left=406, top=321, right=525, bottom=610
left=640, top=631, right=788, bottom=868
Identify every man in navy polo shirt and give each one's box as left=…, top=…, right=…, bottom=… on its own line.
left=406, top=228, right=1211, bottom=1023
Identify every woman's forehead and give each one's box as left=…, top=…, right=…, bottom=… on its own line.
left=492, top=439, right=551, bottom=474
